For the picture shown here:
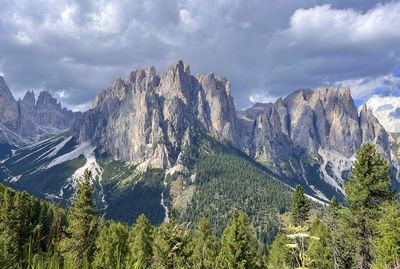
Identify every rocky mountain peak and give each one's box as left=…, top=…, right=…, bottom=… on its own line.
left=1, top=64, right=398, bottom=202
left=157, top=60, right=193, bottom=105
left=0, top=76, right=19, bottom=130
left=0, top=75, right=15, bottom=100
left=75, top=61, right=238, bottom=168
left=22, top=90, right=35, bottom=105
left=0, top=76, right=80, bottom=141
left=36, top=91, right=62, bottom=110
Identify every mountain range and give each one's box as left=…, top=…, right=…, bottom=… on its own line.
left=0, top=61, right=399, bottom=233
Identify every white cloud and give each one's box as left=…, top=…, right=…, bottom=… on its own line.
left=366, top=95, right=400, bottom=133
left=179, top=9, right=199, bottom=32
left=284, top=3, right=400, bottom=49
left=66, top=102, right=91, bottom=112
left=1, top=0, right=400, bottom=111
left=55, top=90, right=70, bottom=99
left=90, top=2, right=123, bottom=34
left=336, top=74, right=400, bottom=99
left=249, top=93, right=277, bottom=104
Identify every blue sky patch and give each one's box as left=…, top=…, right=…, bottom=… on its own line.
left=393, top=68, right=400, bottom=78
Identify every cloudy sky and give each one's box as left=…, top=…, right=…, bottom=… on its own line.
left=1, top=0, right=400, bottom=128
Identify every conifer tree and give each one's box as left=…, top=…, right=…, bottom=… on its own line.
left=325, top=196, right=341, bottom=269
left=308, top=218, right=333, bottom=268
left=334, top=208, right=357, bottom=269
left=60, top=169, right=97, bottom=267
left=14, top=191, right=32, bottom=261
left=153, top=216, right=190, bottom=268
left=345, top=143, right=394, bottom=269
left=46, top=209, right=64, bottom=253
left=0, top=188, right=19, bottom=268
left=127, top=214, right=153, bottom=268
left=215, top=211, right=260, bottom=269
left=267, top=233, right=292, bottom=269
left=93, top=222, right=129, bottom=269
left=290, top=185, right=310, bottom=226
left=188, top=218, right=218, bottom=269
left=374, top=202, right=400, bottom=268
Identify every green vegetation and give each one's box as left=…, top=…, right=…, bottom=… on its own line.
left=0, top=134, right=86, bottom=200
left=181, top=135, right=292, bottom=244
left=60, top=170, right=98, bottom=267
left=0, top=167, right=277, bottom=268
left=2, top=142, right=400, bottom=268
left=105, top=168, right=165, bottom=225
left=266, top=143, right=400, bottom=269
left=290, top=185, right=310, bottom=226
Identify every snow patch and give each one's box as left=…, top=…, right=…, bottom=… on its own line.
left=9, top=175, right=21, bottom=183
left=46, top=142, right=94, bottom=169
left=56, top=143, right=108, bottom=212
left=41, top=136, right=73, bottom=159
left=309, top=185, right=329, bottom=202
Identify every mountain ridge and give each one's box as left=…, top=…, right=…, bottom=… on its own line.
left=0, top=75, right=81, bottom=145
left=0, top=61, right=398, bottom=204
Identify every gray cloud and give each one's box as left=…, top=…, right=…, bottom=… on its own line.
left=0, top=0, right=399, bottom=111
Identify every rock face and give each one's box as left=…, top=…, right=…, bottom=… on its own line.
left=0, top=76, right=20, bottom=131
left=237, top=87, right=391, bottom=196
left=1, top=63, right=396, bottom=200
left=73, top=62, right=394, bottom=197
left=73, top=61, right=237, bottom=168
left=0, top=76, right=80, bottom=142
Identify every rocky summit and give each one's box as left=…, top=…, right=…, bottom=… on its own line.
left=73, top=61, right=237, bottom=169
left=0, top=61, right=399, bottom=205
left=237, top=87, right=393, bottom=198
left=0, top=76, right=80, bottom=144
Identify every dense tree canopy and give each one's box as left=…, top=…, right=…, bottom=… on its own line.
left=1, top=144, right=400, bottom=269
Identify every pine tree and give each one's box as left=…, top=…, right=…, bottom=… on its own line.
left=60, top=169, right=97, bottom=267
left=46, top=209, right=64, bottom=253
left=127, top=214, right=153, bottom=268
left=14, top=191, right=32, bottom=263
left=308, top=218, right=333, bottom=268
left=326, top=196, right=340, bottom=269
left=290, top=185, right=310, bottom=226
left=334, top=208, right=358, bottom=269
left=0, top=188, right=19, bottom=268
left=153, top=216, right=190, bottom=268
left=215, top=211, right=260, bottom=269
left=345, top=143, right=394, bottom=269
left=267, top=233, right=293, bottom=269
left=188, top=218, right=218, bottom=269
left=374, top=202, right=400, bottom=268
left=93, top=222, right=129, bottom=269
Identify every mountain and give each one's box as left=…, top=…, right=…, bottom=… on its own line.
left=0, top=61, right=398, bottom=236
left=237, top=87, right=393, bottom=200
left=72, top=61, right=236, bottom=169
left=0, top=75, right=81, bottom=145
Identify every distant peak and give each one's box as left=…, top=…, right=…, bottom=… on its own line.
left=163, top=60, right=190, bottom=76
left=361, top=102, right=368, bottom=112
left=22, top=90, right=35, bottom=101
left=0, top=75, right=16, bottom=101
